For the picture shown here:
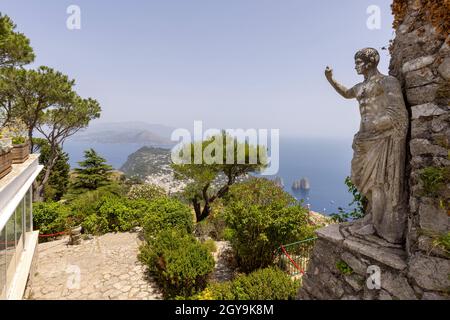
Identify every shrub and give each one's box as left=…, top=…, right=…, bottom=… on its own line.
left=67, top=186, right=150, bottom=234
left=193, top=267, right=299, bottom=300
left=203, top=239, right=217, bottom=253
left=432, top=232, right=450, bottom=257
left=127, top=183, right=166, bottom=201
left=331, top=177, right=368, bottom=222
left=336, top=260, right=353, bottom=275
left=194, top=213, right=227, bottom=241
left=139, top=229, right=215, bottom=298
left=222, top=227, right=234, bottom=242
left=142, top=197, right=194, bottom=239
left=33, top=202, right=70, bottom=237
left=96, top=197, right=142, bottom=232
left=224, top=178, right=316, bottom=272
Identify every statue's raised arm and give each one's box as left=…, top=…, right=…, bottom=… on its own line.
left=324, top=66, right=356, bottom=99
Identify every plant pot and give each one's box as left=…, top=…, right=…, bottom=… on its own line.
left=69, top=226, right=83, bottom=246
left=11, top=140, right=30, bottom=164
left=0, top=148, right=12, bottom=180
left=0, top=138, right=13, bottom=179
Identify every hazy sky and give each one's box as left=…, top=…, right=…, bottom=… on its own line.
left=1, top=0, right=395, bottom=138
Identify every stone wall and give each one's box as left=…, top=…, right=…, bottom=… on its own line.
left=389, top=0, right=449, bottom=260
left=298, top=1, right=449, bottom=300
left=298, top=224, right=449, bottom=300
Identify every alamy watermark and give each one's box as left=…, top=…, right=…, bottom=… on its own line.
left=170, top=121, right=280, bottom=175
left=366, top=265, right=381, bottom=290
left=366, top=5, right=381, bottom=30
left=66, top=264, right=81, bottom=290
left=66, top=5, right=81, bottom=30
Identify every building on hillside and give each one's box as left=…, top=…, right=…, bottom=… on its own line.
left=0, top=154, right=43, bottom=300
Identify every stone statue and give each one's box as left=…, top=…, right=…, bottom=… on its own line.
left=325, top=48, right=409, bottom=244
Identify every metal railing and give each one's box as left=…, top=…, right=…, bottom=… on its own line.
left=274, top=237, right=317, bottom=277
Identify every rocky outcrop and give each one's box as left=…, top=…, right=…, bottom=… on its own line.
left=298, top=224, right=450, bottom=300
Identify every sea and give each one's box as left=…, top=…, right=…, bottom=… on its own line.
left=63, top=136, right=355, bottom=215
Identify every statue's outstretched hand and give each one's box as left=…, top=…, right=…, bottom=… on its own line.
left=325, top=66, right=333, bottom=81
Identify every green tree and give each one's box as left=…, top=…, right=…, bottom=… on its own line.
left=0, top=16, right=100, bottom=201
left=33, top=138, right=70, bottom=201
left=34, top=95, right=101, bottom=199
left=0, top=66, right=76, bottom=150
left=0, top=14, right=35, bottom=67
left=172, top=133, right=267, bottom=222
left=224, top=178, right=316, bottom=273
left=71, top=149, right=113, bottom=192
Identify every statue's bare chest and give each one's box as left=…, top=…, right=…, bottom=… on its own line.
left=355, top=77, right=387, bottom=115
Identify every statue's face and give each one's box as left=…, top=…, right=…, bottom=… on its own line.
left=355, top=58, right=367, bottom=75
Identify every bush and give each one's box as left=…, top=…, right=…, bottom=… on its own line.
left=33, top=202, right=70, bottom=237
left=224, top=178, right=316, bottom=273
left=194, top=213, right=227, bottom=241
left=336, top=260, right=353, bottom=275
left=127, top=183, right=166, bottom=201
left=68, top=186, right=151, bottom=235
left=139, top=229, right=215, bottom=298
left=142, top=197, right=194, bottom=239
left=223, top=228, right=235, bottom=242
left=203, top=239, right=217, bottom=253
left=193, top=267, right=299, bottom=300
left=81, top=196, right=152, bottom=234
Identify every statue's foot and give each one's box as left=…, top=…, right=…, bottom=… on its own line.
left=347, top=214, right=375, bottom=236
left=352, top=223, right=375, bottom=236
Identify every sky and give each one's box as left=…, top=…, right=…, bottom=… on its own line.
left=0, top=0, right=395, bottom=139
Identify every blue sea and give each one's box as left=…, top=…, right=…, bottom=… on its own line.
left=63, top=136, right=354, bottom=214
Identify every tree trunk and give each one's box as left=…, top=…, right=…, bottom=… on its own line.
left=193, top=199, right=202, bottom=222
left=34, top=151, right=59, bottom=202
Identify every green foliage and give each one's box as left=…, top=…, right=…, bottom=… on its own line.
left=192, top=267, right=299, bottom=300
left=33, top=138, right=70, bottom=201
left=202, top=239, right=217, bottom=253
left=71, top=149, right=113, bottom=193
left=127, top=183, right=166, bottom=201
left=138, top=229, right=215, bottom=298
left=0, top=65, right=101, bottom=199
left=172, top=132, right=268, bottom=222
left=11, top=136, right=26, bottom=145
left=224, top=178, right=316, bottom=273
left=432, top=232, right=450, bottom=257
left=194, top=212, right=227, bottom=241
left=336, top=260, right=353, bottom=275
left=420, top=166, right=449, bottom=197
left=331, top=177, right=368, bottom=222
left=420, top=166, right=450, bottom=210
left=142, top=197, right=194, bottom=239
left=33, top=202, right=70, bottom=237
left=94, top=197, right=142, bottom=233
left=0, top=14, right=35, bottom=67
left=223, top=227, right=235, bottom=242
left=67, top=184, right=146, bottom=234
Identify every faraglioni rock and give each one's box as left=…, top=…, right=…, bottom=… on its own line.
left=292, top=177, right=310, bottom=191
left=325, top=48, right=409, bottom=244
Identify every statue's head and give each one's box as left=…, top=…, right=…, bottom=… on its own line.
left=354, top=48, right=380, bottom=75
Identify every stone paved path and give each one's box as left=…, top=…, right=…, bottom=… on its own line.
left=210, top=241, right=235, bottom=283
left=26, top=232, right=162, bottom=300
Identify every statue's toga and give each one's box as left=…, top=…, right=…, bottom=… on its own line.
left=325, top=48, right=408, bottom=244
